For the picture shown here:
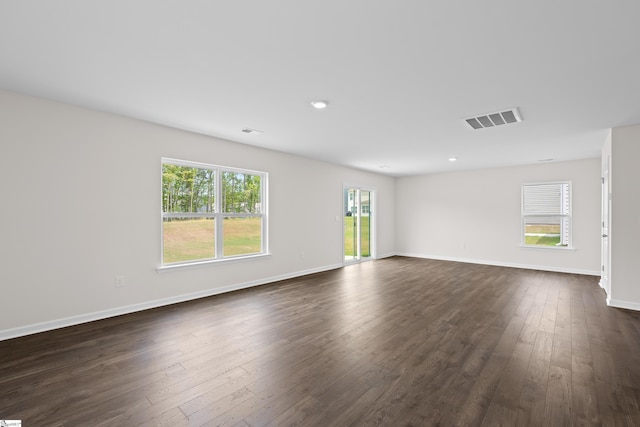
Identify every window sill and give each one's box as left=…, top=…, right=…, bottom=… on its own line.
left=519, top=245, right=576, bottom=251
left=157, top=252, right=272, bottom=273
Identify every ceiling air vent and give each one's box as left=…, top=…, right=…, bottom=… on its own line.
left=464, top=108, right=522, bottom=130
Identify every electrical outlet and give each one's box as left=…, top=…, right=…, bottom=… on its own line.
left=115, top=275, right=126, bottom=287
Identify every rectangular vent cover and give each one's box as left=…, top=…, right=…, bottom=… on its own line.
left=465, top=108, right=522, bottom=130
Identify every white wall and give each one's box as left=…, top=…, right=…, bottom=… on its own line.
left=0, top=88, right=615, bottom=338
left=608, top=124, right=640, bottom=310
left=0, top=90, right=396, bottom=338
left=396, top=159, right=602, bottom=275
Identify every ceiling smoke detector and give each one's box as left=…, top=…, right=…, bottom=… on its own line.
left=464, top=108, right=522, bottom=130
left=241, top=128, right=263, bottom=135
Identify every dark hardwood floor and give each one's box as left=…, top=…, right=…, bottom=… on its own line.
left=2, top=257, right=640, bottom=426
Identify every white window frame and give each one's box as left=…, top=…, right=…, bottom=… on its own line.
left=521, top=181, right=572, bottom=249
left=160, top=158, right=268, bottom=268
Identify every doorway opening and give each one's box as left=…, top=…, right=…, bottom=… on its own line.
left=344, top=186, right=374, bottom=263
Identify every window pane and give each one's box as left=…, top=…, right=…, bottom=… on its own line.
left=223, top=217, right=262, bottom=256
left=360, top=190, right=371, bottom=257
left=163, top=164, right=215, bottom=213
left=163, top=218, right=215, bottom=263
left=222, top=172, right=262, bottom=213
left=524, top=216, right=569, bottom=247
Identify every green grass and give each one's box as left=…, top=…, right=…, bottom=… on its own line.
left=344, top=216, right=370, bottom=258
left=163, top=218, right=215, bottom=263
left=223, top=217, right=262, bottom=256
left=524, top=235, right=562, bottom=246
left=163, top=217, right=261, bottom=263
left=164, top=216, right=371, bottom=263
left=524, top=223, right=564, bottom=247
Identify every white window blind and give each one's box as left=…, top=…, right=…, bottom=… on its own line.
left=523, top=183, right=570, bottom=216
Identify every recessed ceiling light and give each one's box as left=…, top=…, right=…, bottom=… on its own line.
left=378, top=165, right=389, bottom=169
left=311, top=100, right=328, bottom=109
left=538, top=158, right=554, bottom=162
left=241, top=128, right=263, bottom=135
left=449, top=157, right=457, bottom=162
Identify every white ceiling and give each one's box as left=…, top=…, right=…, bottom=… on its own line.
left=2, top=1, right=639, bottom=176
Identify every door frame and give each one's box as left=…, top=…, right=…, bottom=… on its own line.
left=343, top=183, right=376, bottom=264
left=601, top=156, right=611, bottom=297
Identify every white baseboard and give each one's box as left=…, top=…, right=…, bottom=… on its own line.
left=375, top=252, right=397, bottom=259
left=395, top=252, right=601, bottom=276
left=0, top=263, right=343, bottom=341
left=607, top=298, right=640, bottom=311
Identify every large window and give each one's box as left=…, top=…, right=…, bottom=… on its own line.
left=161, top=158, right=267, bottom=266
left=522, top=182, right=571, bottom=248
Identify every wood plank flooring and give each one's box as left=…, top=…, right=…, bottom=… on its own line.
left=2, top=257, right=640, bottom=426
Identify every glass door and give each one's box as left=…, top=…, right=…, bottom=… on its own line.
left=344, top=186, right=373, bottom=263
